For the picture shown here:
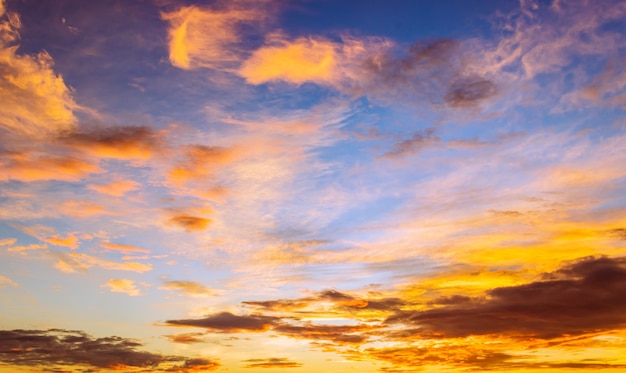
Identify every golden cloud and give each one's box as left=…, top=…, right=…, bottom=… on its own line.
left=239, top=37, right=337, bottom=85
left=101, top=278, right=141, bottom=296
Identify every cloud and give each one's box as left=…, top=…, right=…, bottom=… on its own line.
left=101, top=278, right=141, bottom=296
left=13, top=225, right=78, bottom=249
left=0, top=7, right=77, bottom=138
left=243, top=289, right=404, bottom=314
left=162, top=3, right=268, bottom=70
left=165, top=332, right=205, bottom=344
left=239, top=36, right=337, bottom=85
left=165, top=312, right=280, bottom=332
left=100, top=242, right=150, bottom=254
left=379, top=128, right=439, bottom=159
left=0, top=238, right=16, bottom=246
left=7, top=243, right=47, bottom=253
left=443, top=76, right=498, bottom=108
left=0, top=274, right=17, bottom=288
left=161, top=280, right=216, bottom=297
left=168, top=214, right=211, bottom=232
left=0, top=151, right=100, bottom=182
left=242, top=357, right=302, bottom=368
left=88, top=179, right=139, bottom=196
left=273, top=323, right=371, bottom=344
left=60, top=200, right=112, bottom=217
left=385, top=256, right=626, bottom=339
left=0, top=329, right=219, bottom=372
left=52, top=252, right=152, bottom=274
left=168, top=144, right=240, bottom=185
left=59, top=125, right=163, bottom=160
left=43, top=233, right=79, bottom=249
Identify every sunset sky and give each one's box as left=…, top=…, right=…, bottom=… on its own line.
left=1, top=0, right=626, bottom=372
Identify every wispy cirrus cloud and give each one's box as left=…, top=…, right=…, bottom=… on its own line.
left=162, top=1, right=270, bottom=70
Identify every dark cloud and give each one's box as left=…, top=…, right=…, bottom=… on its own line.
left=273, top=323, right=371, bottom=344
left=0, top=329, right=219, bottom=372
left=380, top=128, right=439, bottom=159
left=59, top=125, right=162, bottom=159
left=444, top=76, right=498, bottom=108
left=242, top=357, right=302, bottom=368
left=386, top=256, right=626, bottom=338
left=165, top=312, right=280, bottom=332
left=356, top=39, right=498, bottom=109
left=606, top=228, right=626, bottom=240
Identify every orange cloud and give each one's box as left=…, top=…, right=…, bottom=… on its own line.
left=53, top=252, right=152, bottom=274
left=13, top=225, right=79, bottom=249
left=162, top=3, right=267, bottom=70
left=101, top=242, right=150, bottom=254
left=165, top=332, right=205, bottom=344
left=101, top=278, right=141, bottom=296
left=0, top=238, right=16, bottom=246
left=0, top=8, right=77, bottom=138
left=44, top=233, right=79, bottom=249
left=168, top=214, right=211, bottom=232
left=0, top=151, right=100, bottom=182
left=239, top=37, right=337, bottom=85
left=7, top=243, right=47, bottom=253
left=242, top=357, right=302, bottom=369
left=161, top=280, right=216, bottom=297
left=88, top=179, right=140, bottom=196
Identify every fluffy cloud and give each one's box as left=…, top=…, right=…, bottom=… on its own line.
left=239, top=36, right=337, bottom=85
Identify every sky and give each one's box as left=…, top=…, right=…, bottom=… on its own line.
left=1, top=0, right=626, bottom=372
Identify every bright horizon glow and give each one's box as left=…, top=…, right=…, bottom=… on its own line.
left=1, top=0, right=626, bottom=372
